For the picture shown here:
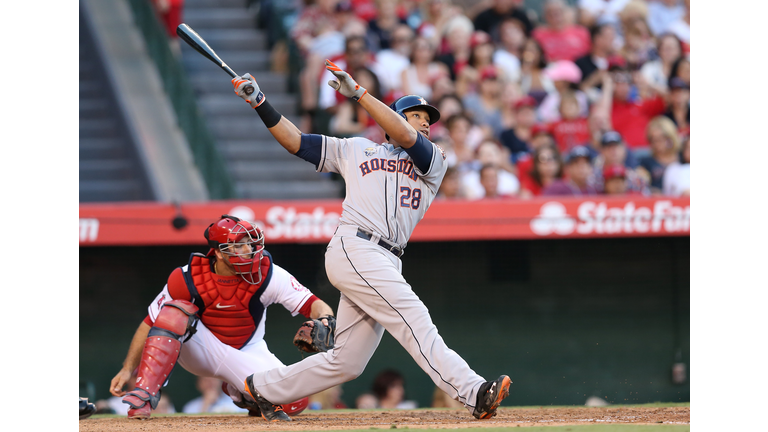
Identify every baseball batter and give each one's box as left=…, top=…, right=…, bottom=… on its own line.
left=109, top=215, right=336, bottom=419
left=230, top=60, right=510, bottom=421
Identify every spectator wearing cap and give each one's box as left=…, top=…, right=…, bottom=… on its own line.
left=541, top=145, right=599, bottom=195
left=637, top=116, right=681, bottom=194
left=461, top=65, right=506, bottom=138
left=537, top=60, right=589, bottom=124
left=532, top=0, right=592, bottom=63
left=499, top=95, right=538, bottom=162
left=601, top=164, right=629, bottom=195
left=492, top=17, right=527, bottom=83
left=473, top=0, right=533, bottom=41
left=518, top=143, right=564, bottom=198
left=663, top=77, right=689, bottom=134
left=575, top=23, right=617, bottom=102
left=606, top=64, right=666, bottom=148
left=661, top=133, right=690, bottom=197
left=400, top=35, right=450, bottom=102
left=592, top=131, right=648, bottom=194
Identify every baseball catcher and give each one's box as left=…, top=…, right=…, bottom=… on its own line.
left=109, top=215, right=336, bottom=421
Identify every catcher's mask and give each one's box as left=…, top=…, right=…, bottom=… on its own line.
left=204, top=215, right=265, bottom=285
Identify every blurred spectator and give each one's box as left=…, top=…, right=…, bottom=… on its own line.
left=355, top=393, right=379, bottom=409
left=329, top=67, right=384, bottom=141
left=591, top=131, right=648, bottom=194
left=432, top=386, right=465, bottom=408
left=492, top=17, right=527, bottom=83
left=367, top=0, right=408, bottom=51
left=456, top=31, right=498, bottom=98
left=519, top=38, right=554, bottom=101
left=537, top=60, right=589, bottom=123
left=531, top=0, right=591, bottom=63
left=462, top=66, right=506, bottom=138
left=647, top=0, right=686, bottom=37
left=291, top=0, right=342, bottom=58
left=436, top=14, right=474, bottom=81
left=151, top=0, right=184, bottom=55
left=662, top=133, right=690, bottom=197
left=462, top=140, right=521, bottom=199
left=575, top=23, right=616, bottom=102
left=499, top=95, right=538, bottom=162
left=542, top=145, right=599, bottom=195
left=401, top=35, right=450, bottom=102
left=637, top=116, right=681, bottom=194
left=606, top=64, right=666, bottom=148
left=473, top=0, right=533, bottom=42
left=663, top=77, right=689, bottom=133
left=183, top=377, right=247, bottom=414
left=371, top=369, right=418, bottom=409
left=437, top=165, right=467, bottom=199
left=518, top=143, right=564, bottom=198
left=668, top=55, right=690, bottom=86
left=577, top=0, right=630, bottom=32
left=444, top=113, right=485, bottom=167
left=413, top=0, right=462, bottom=49
left=601, top=164, right=629, bottom=195
left=665, top=0, right=690, bottom=45
left=617, top=0, right=649, bottom=45
left=617, top=1, right=653, bottom=68
left=429, top=94, right=464, bottom=140
left=639, top=33, right=682, bottom=97
left=549, top=91, right=591, bottom=153
left=308, top=385, right=348, bottom=410
left=374, top=24, right=414, bottom=101
left=479, top=165, right=510, bottom=199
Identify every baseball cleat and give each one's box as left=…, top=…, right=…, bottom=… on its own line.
left=244, top=375, right=292, bottom=422
left=79, top=397, right=96, bottom=420
left=127, top=404, right=151, bottom=420
left=472, top=375, right=511, bottom=420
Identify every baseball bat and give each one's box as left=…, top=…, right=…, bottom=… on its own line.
left=176, top=23, right=254, bottom=95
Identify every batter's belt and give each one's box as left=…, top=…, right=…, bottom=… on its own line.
left=335, top=225, right=405, bottom=258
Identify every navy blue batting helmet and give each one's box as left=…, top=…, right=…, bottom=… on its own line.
left=389, top=95, right=441, bottom=125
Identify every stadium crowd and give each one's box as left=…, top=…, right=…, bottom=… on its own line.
left=270, top=0, right=690, bottom=199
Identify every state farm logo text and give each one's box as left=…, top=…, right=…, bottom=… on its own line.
left=531, top=201, right=689, bottom=236
left=229, top=206, right=340, bottom=240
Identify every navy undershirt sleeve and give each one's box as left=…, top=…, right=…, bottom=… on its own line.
left=403, top=133, right=434, bottom=173
left=295, top=134, right=323, bottom=168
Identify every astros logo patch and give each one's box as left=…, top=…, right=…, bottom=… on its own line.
left=364, top=147, right=377, bottom=157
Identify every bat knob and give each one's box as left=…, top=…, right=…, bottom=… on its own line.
left=244, top=85, right=255, bottom=96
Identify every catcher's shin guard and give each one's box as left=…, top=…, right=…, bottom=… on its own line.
left=123, top=300, right=198, bottom=419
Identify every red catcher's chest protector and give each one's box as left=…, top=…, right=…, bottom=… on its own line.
left=181, top=252, right=273, bottom=349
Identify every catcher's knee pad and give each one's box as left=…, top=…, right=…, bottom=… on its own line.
left=123, top=300, right=199, bottom=412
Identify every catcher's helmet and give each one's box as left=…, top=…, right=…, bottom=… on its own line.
left=204, top=215, right=265, bottom=284
left=389, top=95, right=440, bottom=125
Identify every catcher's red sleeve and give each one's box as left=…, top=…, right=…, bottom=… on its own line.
left=298, top=295, right=319, bottom=318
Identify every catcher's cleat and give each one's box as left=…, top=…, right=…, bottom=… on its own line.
left=472, top=375, right=511, bottom=420
left=127, top=404, right=151, bottom=420
left=243, top=375, right=292, bottom=422
left=79, top=397, right=96, bottom=420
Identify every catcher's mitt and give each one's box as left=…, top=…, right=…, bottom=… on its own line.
left=293, top=316, right=336, bottom=353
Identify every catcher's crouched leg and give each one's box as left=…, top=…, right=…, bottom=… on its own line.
left=123, top=300, right=198, bottom=419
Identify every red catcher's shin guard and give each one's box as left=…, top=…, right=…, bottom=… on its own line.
left=123, top=300, right=198, bottom=419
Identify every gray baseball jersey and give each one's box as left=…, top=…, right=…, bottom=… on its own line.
left=317, top=135, right=447, bottom=248
left=247, top=134, right=487, bottom=415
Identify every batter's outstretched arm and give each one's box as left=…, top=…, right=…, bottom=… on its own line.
left=110, top=321, right=151, bottom=397
left=325, top=60, right=418, bottom=147
left=232, top=74, right=302, bottom=154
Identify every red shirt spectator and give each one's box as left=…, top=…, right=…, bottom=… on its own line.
left=609, top=68, right=666, bottom=148
left=548, top=91, right=591, bottom=153
left=531, top=0, right=591, bottom=62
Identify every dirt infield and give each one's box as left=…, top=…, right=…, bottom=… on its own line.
left=80, top=406, right=690, bottom=431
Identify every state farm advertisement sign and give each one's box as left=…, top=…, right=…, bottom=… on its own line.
left=79, top=197, right=689, bottom=246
